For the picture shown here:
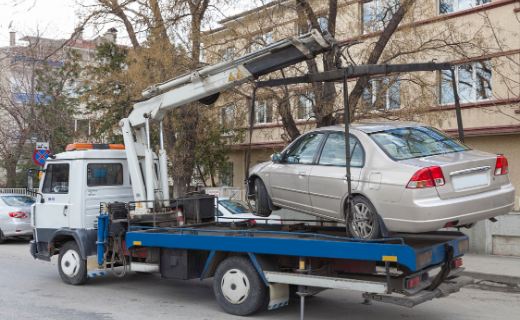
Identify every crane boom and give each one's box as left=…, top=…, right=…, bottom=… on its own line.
left=127, top=30, right=336, bottom=128
left=121, top=29, right=337, bottom=214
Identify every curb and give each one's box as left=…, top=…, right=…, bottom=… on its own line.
left=462, top=271, right=520, bottom=286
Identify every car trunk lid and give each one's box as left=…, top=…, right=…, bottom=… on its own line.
left=401, top=150, right=499, bottom=200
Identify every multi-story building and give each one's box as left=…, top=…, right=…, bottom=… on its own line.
left=201, top=0, right=520, bottom=255
left=0, top=28, right=118, bottom=184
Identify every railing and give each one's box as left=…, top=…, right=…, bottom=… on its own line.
left=0, top=188, right=38, bottom=195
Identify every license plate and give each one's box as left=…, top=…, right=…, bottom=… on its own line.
left=452, top=172, right=488, bottom=190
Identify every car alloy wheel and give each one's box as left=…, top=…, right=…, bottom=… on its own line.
left=221, top=268, right=251, bottom=305
left=352, top=203, right=374, bottom=239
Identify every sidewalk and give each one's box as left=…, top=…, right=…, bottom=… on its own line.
left=462, top=254, right=520, bottom=286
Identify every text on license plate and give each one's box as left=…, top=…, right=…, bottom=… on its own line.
left=452, top=172, right=488, bottom=190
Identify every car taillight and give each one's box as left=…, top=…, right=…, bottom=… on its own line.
left=251, top=219, right=257, bottom=224
left=406, top=276, right=421, bottom=289
left=495, top=156, right=508, bottom=176
left=407, top=166, right=445, bottom=188
left=9, top=212, right=28, bottom=218
left=444, top=220, right=459, bottom=228
left=452, top=258, right=463, bottom=269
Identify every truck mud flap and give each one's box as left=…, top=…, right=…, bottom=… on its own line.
left=362, top=276, right=474, bottom=308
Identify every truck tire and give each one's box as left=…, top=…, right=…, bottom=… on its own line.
left=213, top=256, right=268, bottom=316
left=254, top=179, right=272, bottom=217
left=347, top=196, right=382, bottom=240
left=58, top=241, right=89, bottom=285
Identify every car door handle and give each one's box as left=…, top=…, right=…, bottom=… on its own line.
left=63, top=205, right=68, bottom=216
left=298, top=172, right=307, bottom=176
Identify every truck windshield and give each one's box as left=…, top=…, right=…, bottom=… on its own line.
left=1, top=195, right=35, bottom=206
left=219, top=200, right=251, bottom=214
left=369, top=126, right=470, bottom=160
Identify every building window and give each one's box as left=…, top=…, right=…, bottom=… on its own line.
left=297, top=15, right=329, bottom=35
left=251, top=31, right=274, bottom=52
left=220, top=105, right=235, bottom=133
left=219, top=162, right=233, bottom=187
left=439, top=0, right=491, bottom=15
left=438, top=60, right=492, bottom=105
left=255, top=97, right=273, bottom=124
left=297, top=91, right=315, bottom=120
left=219, top=47, right=235, bottom=61
left=362, top=76, right=400, bottom=111
left=362, top=0, right=400, bottom=34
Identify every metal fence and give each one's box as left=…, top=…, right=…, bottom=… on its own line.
left=0, top=188, right=38, bottom=195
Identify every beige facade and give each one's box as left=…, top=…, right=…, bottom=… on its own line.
left=201, top=0, right=520, bottom=210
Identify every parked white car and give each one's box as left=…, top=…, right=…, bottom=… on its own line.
left=0, top=194, right=35, bottom=243
left=215, top=199, right=282, bottom=225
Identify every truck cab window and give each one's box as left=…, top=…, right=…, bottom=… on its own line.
left=87, top=163, right=123, bottom=186
left=42, top=164, right=70, bottom=194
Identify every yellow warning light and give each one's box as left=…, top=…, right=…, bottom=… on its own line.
left=39, top=172, right=42, bottom=179
left=133, top=241, right=142, bottom=246
left=383, top=256, right=397, bottom=262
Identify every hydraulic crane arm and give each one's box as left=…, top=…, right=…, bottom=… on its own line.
left=122, top=29, right=337, bottom=213
left=127, top=30, right=336, bottom=128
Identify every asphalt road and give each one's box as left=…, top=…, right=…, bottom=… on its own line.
left=0, top=239, right=518, bottom=320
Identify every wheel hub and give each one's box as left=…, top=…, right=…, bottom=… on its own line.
left=61, top=249, right=80, bottom=277
left=221, top=268, right=250, bottom=304
left=353, top=203, right=374, bottom=238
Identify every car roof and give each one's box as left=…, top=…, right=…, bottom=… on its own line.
left=308, top=121, right=426, bottom=134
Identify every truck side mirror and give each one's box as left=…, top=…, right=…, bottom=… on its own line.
left=271, top=153, right=282, bottom=162
left=27, top=175, right=33, bottom=190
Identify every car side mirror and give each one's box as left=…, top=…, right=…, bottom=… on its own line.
left=271, top=153, right=282, bottom=162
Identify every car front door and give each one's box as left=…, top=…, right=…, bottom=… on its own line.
left=269, top=132, right=325, bottom=213
left=34, top=162, right=71, bottom=237
left=309, top=132, right=364, bottom=220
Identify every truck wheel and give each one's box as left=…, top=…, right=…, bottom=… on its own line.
left=58, top=241, right=89, bottom=285
left=347, top=196, right=382, bottom=240
left=254, top=179, right=272, bottom=217
left=214, top=256, right=268, bottom=316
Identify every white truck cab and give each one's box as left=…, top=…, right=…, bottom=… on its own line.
left=31, top=143, right=137, bottom=261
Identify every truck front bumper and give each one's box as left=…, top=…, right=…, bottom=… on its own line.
left=362, top=275, right=474, bottom=308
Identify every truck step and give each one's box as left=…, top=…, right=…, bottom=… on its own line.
left=87, top=268, right=107, bottom=278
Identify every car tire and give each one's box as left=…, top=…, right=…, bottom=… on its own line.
left=254, top=179, right=272, bottom=217
left=58, top=241, right=89, bottom=285
left=0, top=238, right=4, bottom=244
left=347, top=196, right=382, bottom=240
left=213, top=256, right=269, bottom=316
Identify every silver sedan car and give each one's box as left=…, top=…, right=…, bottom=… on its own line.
left=249, top=122, right=515, bottom=239
left=0, top=194, right=35, bottom=243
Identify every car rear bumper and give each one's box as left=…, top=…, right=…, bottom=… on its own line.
left=382, top=184, right=515, bottom=233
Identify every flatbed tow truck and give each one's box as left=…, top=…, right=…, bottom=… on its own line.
left=26, top=30, right=474, bottom=318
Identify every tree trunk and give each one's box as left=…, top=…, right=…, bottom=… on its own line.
left=348, top=0, right=415, bottom=117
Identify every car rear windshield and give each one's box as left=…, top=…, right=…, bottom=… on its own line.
left=369, top=126, right=470, bottom=160
left=1, top=195, right=35, bottom=207
left=219, top=200, right=250, bottom=215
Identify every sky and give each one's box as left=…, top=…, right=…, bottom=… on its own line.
left=0, top=0, right=255, bottom=48
left=0, top=0, right=79, bottom=47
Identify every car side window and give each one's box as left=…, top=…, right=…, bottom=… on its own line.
left=318, top=133, right=365, bottom=167
left=42, top=164, right=70, bottom=194
left=284, top=133, right=324, bottom=164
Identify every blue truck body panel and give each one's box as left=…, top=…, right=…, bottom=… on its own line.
left=125, top=226, right=470, bottom=272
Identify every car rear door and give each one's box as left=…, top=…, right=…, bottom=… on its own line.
left=269, top=132, right=325, bottom=213
left=309, top=132, right=363, bottom=219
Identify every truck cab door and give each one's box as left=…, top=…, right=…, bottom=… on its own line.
left=34, top=162, right=71, bottom=234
